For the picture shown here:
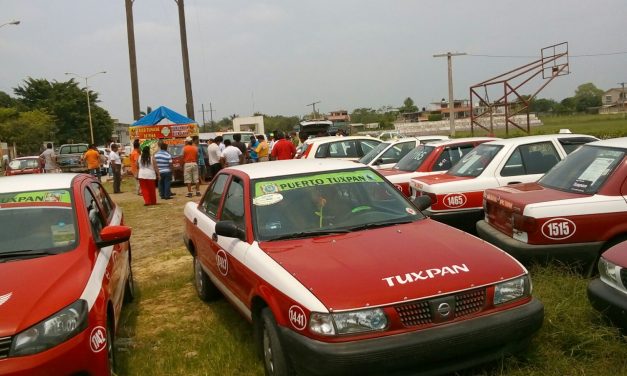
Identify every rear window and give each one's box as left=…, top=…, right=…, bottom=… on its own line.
left=9, top=159, right=40, bottom=170
left=449, top=144, right=503, bottom=177
left=59, top=144, right=88, bottom=154
left=394, top=145, right=435, bottom=172
left=539, top=145, right=625, bottom=194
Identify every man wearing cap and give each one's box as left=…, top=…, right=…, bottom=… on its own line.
left=182, top=137, right=201, bottom=197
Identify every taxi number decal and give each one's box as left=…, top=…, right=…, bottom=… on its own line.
left=288, top=305, right=307, bottom=331
left=90, top=326, right=107, bottom=353
left=542, top=218, right=576, bottom=240
left=216, top=250, right=229, bottom=276
left=443, top=193, right=467, bottom=208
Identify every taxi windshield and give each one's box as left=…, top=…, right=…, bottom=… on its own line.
left=394, top=145, right=435, bottom=172
left=0, top=190, right=77, bottom=257
left=358, top=142, right=390, bottom=165
left=539, top=145, right=625, bottom=194
left=448, top=144, right=503, bottom=177
left=252, top=168, right=424, bottom=241
left=9, top=159, right=40, bottom=170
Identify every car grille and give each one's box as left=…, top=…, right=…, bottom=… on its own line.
left=395, top=288, right=487, bottom=328
left=0, top=336, right=11, bottom=359
left=620, top=267, right=627, bottom=287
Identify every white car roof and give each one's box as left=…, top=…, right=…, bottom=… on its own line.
left=587, top=137, right=627, bottom=149
left=305, top=135, right=379, bottom=144
left=484, top=134, right=597, bottom=146
left=226, top=159, right=368, bottom=180
left=0, top=173, right=78, bottom=194
left=414, top=135, right=449, bottom=141
left=423, top=137, right=499, bottom=147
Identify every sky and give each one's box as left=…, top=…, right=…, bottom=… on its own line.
left=1, top=0, right=626, bottom=124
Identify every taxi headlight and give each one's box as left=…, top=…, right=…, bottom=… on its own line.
left=10, top=299, right=88, bottom=356
left=494, top=276, right=529, bottom=305
left=599, top=257, right=620, bottom=285
left=309, top=308, right=388, bottom=336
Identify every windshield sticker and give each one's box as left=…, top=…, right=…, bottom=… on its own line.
left=575, top=157, right=614, bottom=186
left=253, top=193, right=284, bottom=206
left=255, top=171, right=383, bottom=197
left=382, top=264, right=469, bottom=287
left=51, top=223, right=76, bottom=246
left=0, top=190, right=71, bottom=204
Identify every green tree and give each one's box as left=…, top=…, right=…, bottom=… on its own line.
left=0, top=91, right=15, bottom=108
left=13, top=77, right=114, bottom=145
left=529, top=98, right=558, bottom=113
left=398, top=97, right=418, bottom=113
left=0, top=109, right=56, bottom=155
left=573, top=82, right=603, bottom=112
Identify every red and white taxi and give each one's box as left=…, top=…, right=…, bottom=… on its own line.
left=379, top=137, right=498, bottom=196
left=0, top=174, right=133, bottom=376
left=357, top=136, right=450, bottom=170
left=588, top=240, right=627, bottom=331
left=183, top=159, right=543, bottom=376
left=5, top=157, right=44, bottom=176
left=409, top=134, right=598, bottom=232
left=296, top=136, right=382, bottom=161
left=476, top=137, right=627, bottom=270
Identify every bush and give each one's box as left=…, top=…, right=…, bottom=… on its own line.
left=428, top=114, right=443, bottom=121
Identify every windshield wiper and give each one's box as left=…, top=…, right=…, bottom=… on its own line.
left=347, top=220, right=414, bottom=232
left=0, top=249, right=59, bottom=262
left=267, top=229, right=350, bottom=241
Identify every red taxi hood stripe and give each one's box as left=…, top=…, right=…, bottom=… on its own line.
left=0, top=251, right=90, bottom=336
left=260, top=220, right=525, bottom=311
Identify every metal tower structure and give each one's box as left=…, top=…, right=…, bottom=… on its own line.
left=470, top=42, right=569, bottom=136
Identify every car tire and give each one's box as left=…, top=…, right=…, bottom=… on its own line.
left=260, top=308, right=293, bottom=376
left=194, top=256, right=221, bottom=301
left=123, top=265, right=135, bottom=303
left=106, top=316, right=118, bottom=376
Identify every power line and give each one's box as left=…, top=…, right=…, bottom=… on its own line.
left=466, top=51, right=627, bottom=59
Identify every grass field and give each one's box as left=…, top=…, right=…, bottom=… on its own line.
left=110, top=116, right=627, bottom=375
left=457, top=113, right=627, bottom=139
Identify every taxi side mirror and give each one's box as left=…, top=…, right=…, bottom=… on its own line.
left=412, top=195, right=432, bottom=213
left=97, top=225, right=132, bottom=248
left=215, top=220, right=246, bottom=241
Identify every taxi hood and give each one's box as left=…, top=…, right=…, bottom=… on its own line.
left=413, top=173, right=473, bottom=186
left=486, top=182, right=584, bottom=210
left=261, top=220, right=525, bottom=311
left=0, top=251, right=91, bottom=336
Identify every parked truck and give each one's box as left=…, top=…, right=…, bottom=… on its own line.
left=56, top=143, right=89, bottom=173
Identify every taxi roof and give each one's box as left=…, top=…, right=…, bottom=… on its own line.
left=227, top=159, right=367, bottom=180
left=0, top=173, right=79, bottom=194
left=424, top=137, right=499, bottom=147
left=484, top=134, right=597, bottom=146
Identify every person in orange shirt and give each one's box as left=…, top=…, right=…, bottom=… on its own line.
left=82, top=144, right=102, bottom=180
left=182, top=137, right=201, bottom=197
left=129, top=139, right=141, bottom=195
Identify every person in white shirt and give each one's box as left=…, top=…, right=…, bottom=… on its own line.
left=220, top=139, right=243, bottom=167
left=39, top=143, right=58, bottom=173
left=109, top=144, right=123, bottom=193
left=207, top=136, right=223, bottom=178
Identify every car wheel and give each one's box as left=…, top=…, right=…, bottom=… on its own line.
left=106, top=317, right=118, bottom=376
left=261, top=308, right=293, bottom=376
left=194, top=256, right=220, bottom=301
left=123, top=265, right=135, bottom=303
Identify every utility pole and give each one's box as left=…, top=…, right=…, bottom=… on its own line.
left=198, top=103, right=216, bottom=132
left=175, top=0, right=195, bottom=120
left=618, top=82, right=626, bottom=112
left=433, top=52, right=466, bottom=136
left=306, top=101, right=321, bottom=119
left=125, top=0, right=141, bottom=121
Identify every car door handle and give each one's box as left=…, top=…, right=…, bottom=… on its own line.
left=507, top=181, right=522, bottom=185
left=193, top=218, right=198, bottom=225
left=212, top=233, right=218, bottom=242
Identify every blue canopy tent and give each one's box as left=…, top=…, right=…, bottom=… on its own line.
left=129, top=106, right=198, bottom=140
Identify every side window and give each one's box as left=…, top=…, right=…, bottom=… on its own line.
left=85, top=189, right=105, bottom=237
left=360, top=140, right=380, bottom=155
left=201, top=174, right=228, bottom=218
left=221, top=178, right=246, bottom=230
left=328, top=141, right=358, bottom=158
left=315, top=143, right=329, bottom=158
left=502, top=142, right=559, bottom=176
left=91, top=182, right=114, bottom=220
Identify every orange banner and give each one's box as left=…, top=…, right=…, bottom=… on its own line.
left=129, top=123, right=199, bottom=140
